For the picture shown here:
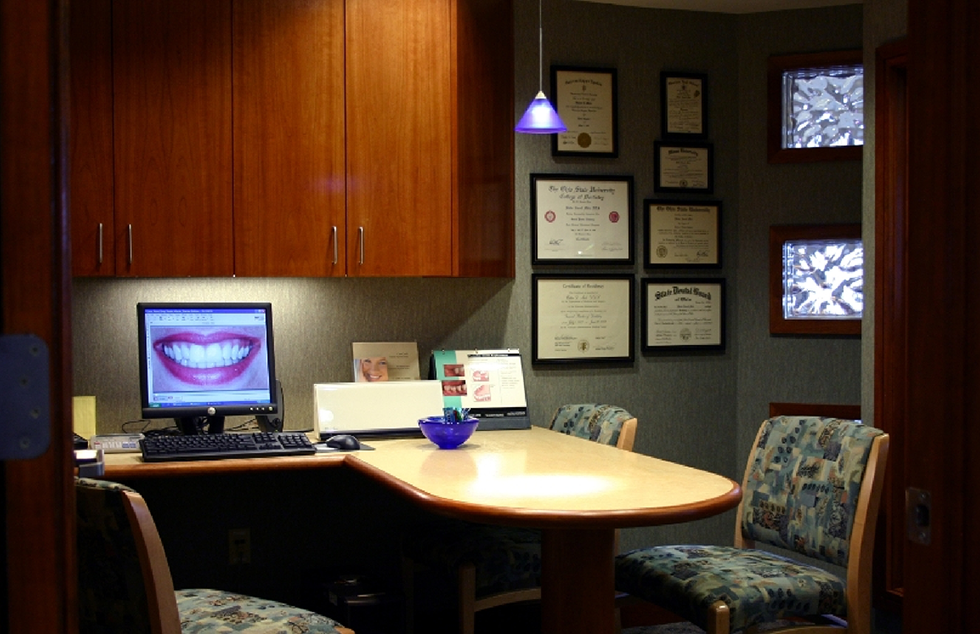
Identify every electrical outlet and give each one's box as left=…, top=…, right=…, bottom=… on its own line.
left=228, top=528, right=251, bottom=565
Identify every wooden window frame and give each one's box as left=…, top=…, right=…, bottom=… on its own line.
left=767, top=50, right=864, bottom=164
left=769, top=223, right=862, bottom=336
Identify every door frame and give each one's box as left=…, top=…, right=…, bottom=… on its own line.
left=1, top=0, right=74, bottom=632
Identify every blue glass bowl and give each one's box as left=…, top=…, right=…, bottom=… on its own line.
left=418, top=416, right=479, bottom=449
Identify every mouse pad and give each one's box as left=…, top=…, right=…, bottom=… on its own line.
left=313, top=442, right=374, bottom=453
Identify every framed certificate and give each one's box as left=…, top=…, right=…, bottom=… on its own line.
left=531, top=174, right=634, bottom=265
left=661, top=72, right=707, bottom=138
left=655, top=141, right=713, bottom=193
left=532, top=274, right=634, bottom=364
left=551, top=66, right=618, bottom=158
left=642, top=278, right=725, bottom=352
left=644, top=199, right=721, bottom=268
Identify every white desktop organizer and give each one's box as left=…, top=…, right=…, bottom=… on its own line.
left=313, top=380, right=444, bottom=438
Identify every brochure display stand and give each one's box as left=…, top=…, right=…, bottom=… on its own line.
left=429, top=349, right=531, bottom=430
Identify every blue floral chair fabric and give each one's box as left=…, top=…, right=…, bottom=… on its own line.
left=614, top=416, right=888, bottom=634
left=76, top=477, right=353, bottom=634
left=549, top=403, right=635, bottom=447
left=402, top=403, right=637, bottom=634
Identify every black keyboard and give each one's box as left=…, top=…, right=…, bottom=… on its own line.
left=140, top=431, right=316, bottom=462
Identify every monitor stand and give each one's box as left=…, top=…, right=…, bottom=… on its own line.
left=175, top=415, right=225, bottom=435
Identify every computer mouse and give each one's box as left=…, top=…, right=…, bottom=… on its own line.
left=324, top=434, right=361, bottom=451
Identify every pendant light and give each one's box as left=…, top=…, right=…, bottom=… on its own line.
left=515, top=0, right=567, bottom=134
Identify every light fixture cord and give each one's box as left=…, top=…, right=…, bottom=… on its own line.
left=537, top=0, right=543, bottom=91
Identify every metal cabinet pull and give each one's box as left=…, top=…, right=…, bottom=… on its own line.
left=127, top=224, right=133, bottom=266
left=97, top=223, right=103, bottom=265
left=332, top=226, right=338, bottom=265
left=358, top=227, right=364, bottom=265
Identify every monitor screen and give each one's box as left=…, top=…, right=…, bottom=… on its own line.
left=137, top=302, right=278, bottom=434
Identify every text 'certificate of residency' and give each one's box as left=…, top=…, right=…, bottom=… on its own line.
left=533, top=276, right=633, bottom=362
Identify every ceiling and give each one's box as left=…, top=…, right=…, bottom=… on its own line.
left=574, top=0, right=860, bottom=14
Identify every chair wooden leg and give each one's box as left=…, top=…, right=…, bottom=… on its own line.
left=705, top=600, right=730, bottom=634
left=458, top=562, right=477, bottom=634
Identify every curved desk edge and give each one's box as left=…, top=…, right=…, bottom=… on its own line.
left=345, top=453, right=742, bottom=529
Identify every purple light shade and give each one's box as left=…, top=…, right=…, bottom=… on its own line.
left=515, top=91, right=567, bottom=134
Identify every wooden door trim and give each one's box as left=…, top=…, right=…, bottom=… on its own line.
left=1, top=0, right=74, bottom=632
left=872, top=36, right=908, bottom=615
left=904, top=0, right=977, bottom=629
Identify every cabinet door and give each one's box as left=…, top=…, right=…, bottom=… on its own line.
left=70, top=0, right=114, bottom=276
left=113, top=0, right=233, bottom=277
left=346, top=0, right=454, bottom=277
left=233, top=0, right=346, bottom=277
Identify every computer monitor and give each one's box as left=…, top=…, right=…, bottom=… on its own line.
left=137, top=302, right=278, bottom=434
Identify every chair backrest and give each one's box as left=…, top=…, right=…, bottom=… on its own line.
left=735, top=415, right=889, bottom=634
left=76, top=477, right=182, bottom=634
left=548, top=403, right=638, bottom=451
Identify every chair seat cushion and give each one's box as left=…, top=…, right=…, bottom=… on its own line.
left=615, top=545, right=847, bottom=632
left=176, top=588, right=348, bottom=633
left=404, top=520, right=542, bottom=597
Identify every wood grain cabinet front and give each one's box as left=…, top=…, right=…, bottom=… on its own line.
left=70, top=0, right=513, bottom=278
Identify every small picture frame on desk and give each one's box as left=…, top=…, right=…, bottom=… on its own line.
left=654, top=141, right=714, bottom=194
left=532, top=274, right=634, bottom=364
left=661, top=71, right=708, bottom=139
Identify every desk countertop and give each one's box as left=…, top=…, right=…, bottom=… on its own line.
left=103, top=427, right=740, bottom=529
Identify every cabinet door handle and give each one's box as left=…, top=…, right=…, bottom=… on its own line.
left=97, top=223, right=103, bottom=265
left=358, top=227, right=364, bottom=265
left=332, top=226, right=338, bottom=265
left=127, top=224, right=133, bottom=266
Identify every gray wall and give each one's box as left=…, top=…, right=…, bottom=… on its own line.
left=72, top=0, right=867, bottom=559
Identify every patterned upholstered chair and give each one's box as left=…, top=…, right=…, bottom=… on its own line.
left=402, top=403, right=637, bottom=634
left=615, top=415, right=889, bottom=634
left=75, top=477, right=355, bottom=634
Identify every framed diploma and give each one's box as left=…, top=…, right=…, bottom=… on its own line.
left=550, top=66, right=618, bottom=158
left=644, top=199, right=721, bottom=268
left=654, top=141, right=713, bottom=194
left=642, top=278, right=725, bottom=352
left=531, top=174, right=634, bottom=265
left=661, top=72, right=707, bottom=138
left=532, top=274, right=634, bottom=364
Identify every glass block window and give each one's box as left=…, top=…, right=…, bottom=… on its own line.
left=782, top=238, right=863, bottom=320
left=782, top=64, right=864, bottom=149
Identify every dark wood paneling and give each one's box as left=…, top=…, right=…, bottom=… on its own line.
left=904, top=0, right=978, bottom=630
left=1, top=0, right=74, bottom=632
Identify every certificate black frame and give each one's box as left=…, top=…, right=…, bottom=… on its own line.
left=641, top=278, right=726, bottom=352
left=532, top=273, right=635, bottom=365
left=643, top=199, right=722, bottom=269
left=550, top=65, right=619, bottom=158
left=661, top=71, right=708, bottom=139
left=654, top=141, right=714, bottom=194
left=531, top=173, right=635, bottom=265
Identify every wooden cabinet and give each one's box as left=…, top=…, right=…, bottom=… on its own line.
left=112, top=0, right=234, bottom=277
left=345, top=0, right=514, bottom=277
left=70, top=0, right=513, bottom=278
left=70, top=0, right=114, bottom=276
left=232, top=0, right=347, bottom=277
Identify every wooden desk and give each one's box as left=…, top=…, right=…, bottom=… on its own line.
left=104, top=427, right=741, bottom=634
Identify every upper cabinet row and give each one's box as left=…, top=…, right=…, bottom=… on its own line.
left=70, top=0, right=515, bottom=278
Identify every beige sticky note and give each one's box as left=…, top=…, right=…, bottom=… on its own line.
left=73, top=396, right=97, bottom=438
